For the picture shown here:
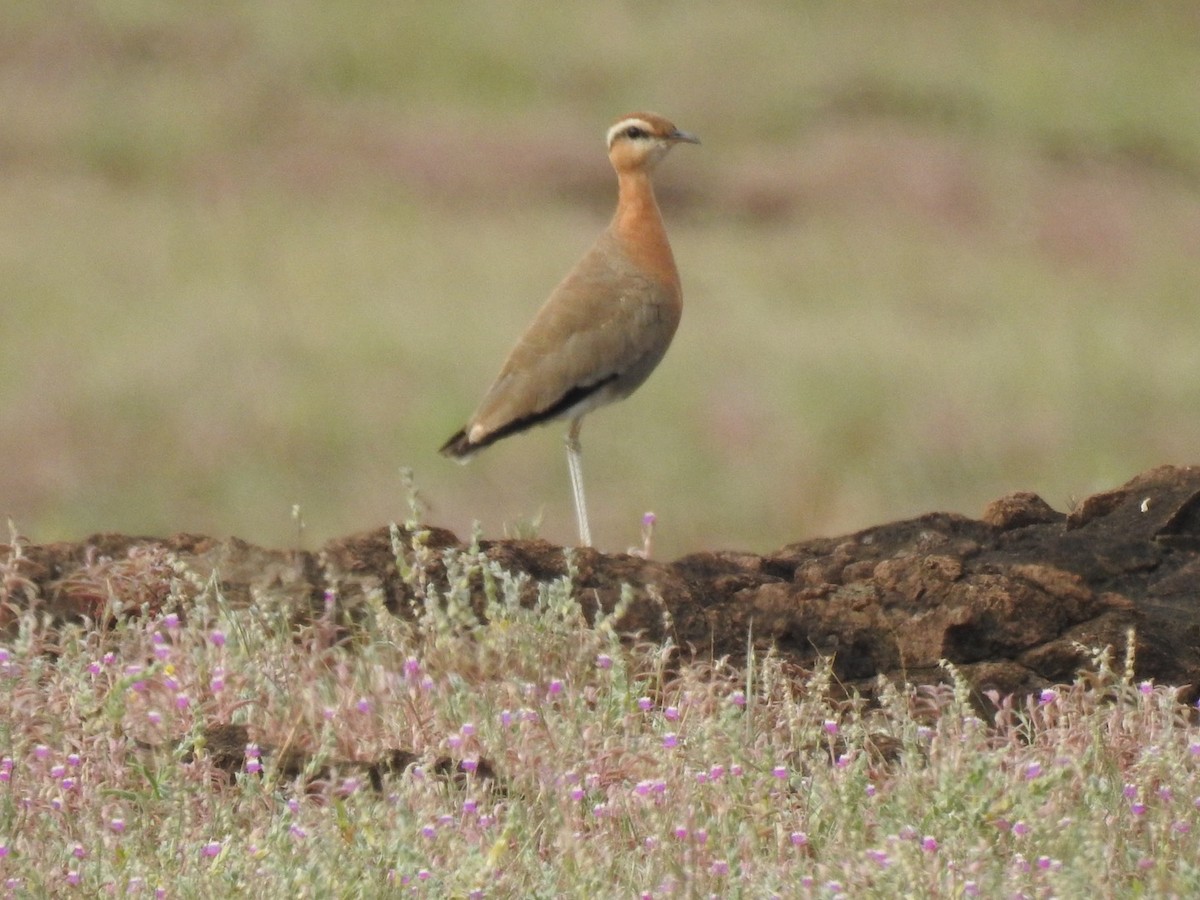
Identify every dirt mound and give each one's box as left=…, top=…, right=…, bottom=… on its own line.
left=6, top=465, right=1200, bottom=703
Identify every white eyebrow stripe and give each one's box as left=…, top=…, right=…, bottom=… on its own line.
left=606, top=117, right=655, bottom=148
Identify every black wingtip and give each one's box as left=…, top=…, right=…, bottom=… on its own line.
left=439, top=428, right=472, bottom=459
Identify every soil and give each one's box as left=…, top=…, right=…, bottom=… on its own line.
left=6, top=465, right=1200, bottom=738
left=7, top=464, right=1200, bottom=707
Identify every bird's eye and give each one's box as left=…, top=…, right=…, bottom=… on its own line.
left=625, top=126, right=646, bottom=140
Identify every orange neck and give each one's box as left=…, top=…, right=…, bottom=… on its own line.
left=612, top=169, right=680, bottom=292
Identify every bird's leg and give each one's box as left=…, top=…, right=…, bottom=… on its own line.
left=565, top=418, right=592, bottom=547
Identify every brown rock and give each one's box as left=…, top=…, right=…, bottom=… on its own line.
left=7, top=465, right=1200, bottom=702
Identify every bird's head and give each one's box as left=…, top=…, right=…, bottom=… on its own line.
left=606, top=112, right=700, bottom=173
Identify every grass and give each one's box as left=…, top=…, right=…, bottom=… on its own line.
left=4, top=2, right=1200, bottom=555
left=2, top=529, right=1200, bottom=896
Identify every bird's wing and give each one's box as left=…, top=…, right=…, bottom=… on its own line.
left=465, top=232, right=681, bottom=445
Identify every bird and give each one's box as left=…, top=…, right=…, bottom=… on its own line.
left=440, top=112, right=699, bottom=547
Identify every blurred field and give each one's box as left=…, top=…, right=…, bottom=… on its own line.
left=3, top=2, right=1200, bottom=557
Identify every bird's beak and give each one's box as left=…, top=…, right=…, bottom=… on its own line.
left=669, top=128, right=701, bottom=145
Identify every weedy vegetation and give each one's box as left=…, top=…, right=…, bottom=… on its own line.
left=2, top=527, right=1199, bottom=897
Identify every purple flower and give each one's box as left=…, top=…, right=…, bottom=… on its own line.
left=1039, top=688, right=1058, bottom=705
left=637, top=697, right=653, bottom=711
left=461, top=722, right=476, bottom=737
left=163, top=613, right=180, bottom=630
left=922, top=836, right=938, bottom=853
left=403, top=657, right=421, bottom=678
left=461, top=759, right=478, bottom=774
left=710, top=764, right=725, bottom=780
left=548, top=679, right=565, bottom=696
left=790, top=831, right=808, bottom=846
left=356, top=697, right=371, bottom=714
left=772, top=765, right=788, bottom=779
left=710, top=860, right=729, bottom=876
left=1025, top=762, right=1041, bottom=780
left=33, top=745, right=49, bottom=761
left=1132, top=802, right=1147, bottom=816
left=662, top=733, right=679, bottom=749
left=110, top=817, right=126, bottom=834
left=823, top=719, right=839, bottom=736
left=596, top=653, right=613, bottom=670
left=1012, top=821, right=1030, bottom=836
left=202, top=841, right=222, bottom=858
left=731, top=690, right=746, bottom=708
left=209, top=630, right=226, bottom=647
left=664, top=706, right=680, bottom=721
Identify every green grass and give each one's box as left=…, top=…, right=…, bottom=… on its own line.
left=1, top=533, right=1199, bottom=895
left=3, top=2, right=1200, bottom=554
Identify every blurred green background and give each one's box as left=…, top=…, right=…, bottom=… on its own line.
left=3, top=2, right=1199, bottom=557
